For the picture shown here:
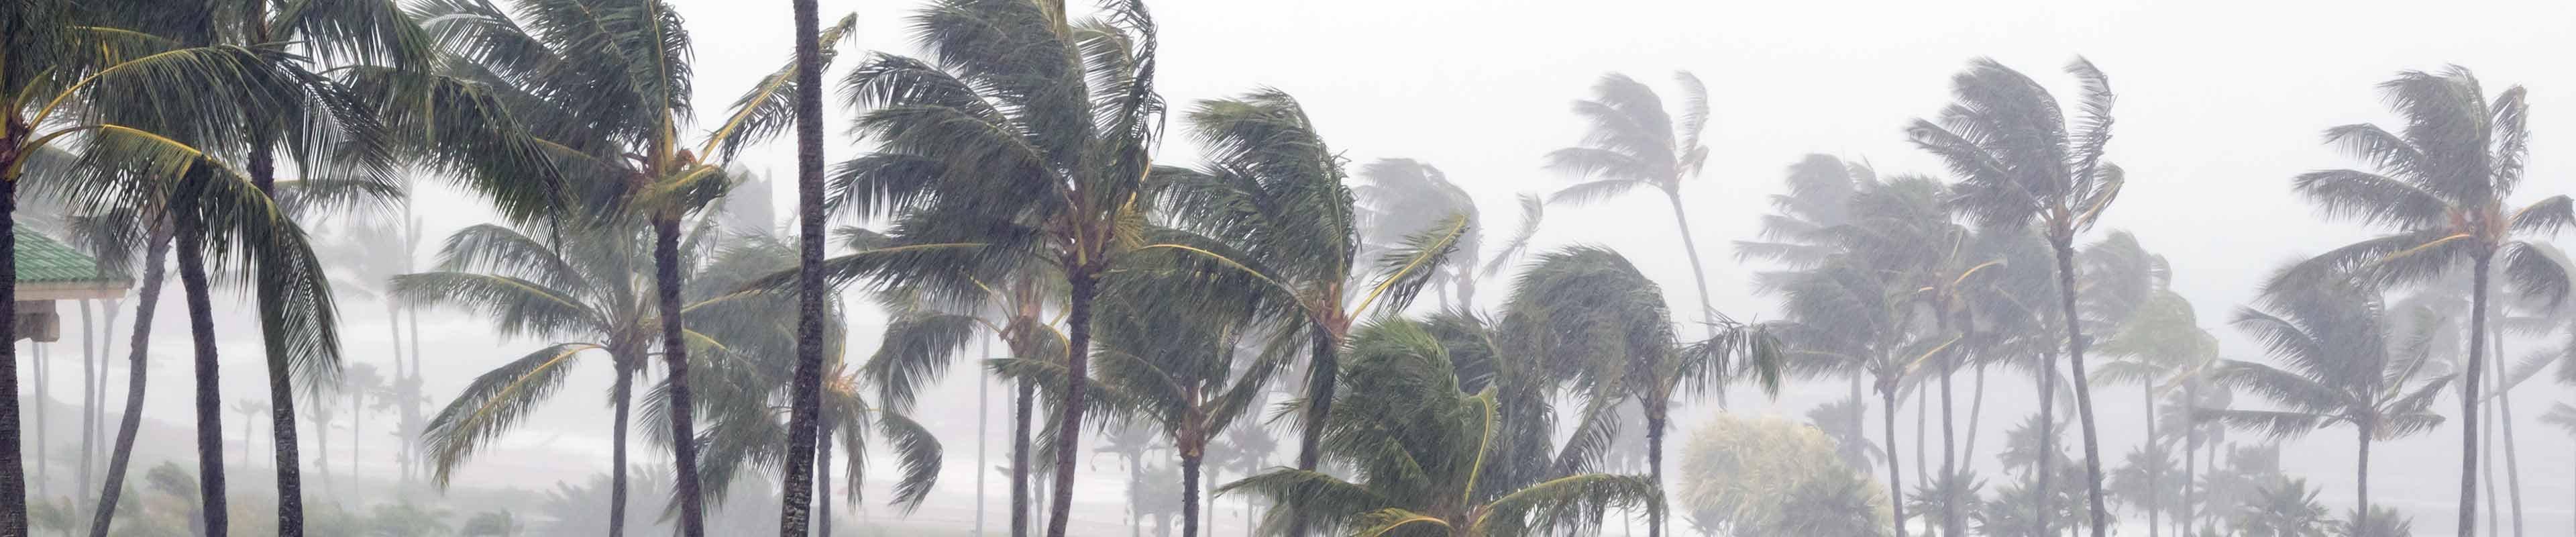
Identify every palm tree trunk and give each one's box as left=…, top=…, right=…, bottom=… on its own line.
left=777, top=0, right=831, bottom=532
left=176, top=208, right=231, bottom=537
left=384, top=300, right=405, bottom=484
left=2482, top=369, right=2499, bottom=537
left=2144, top=381, right=2159, bottom=537
left=1881, top=385, right=1909, bottom=537
left=2458, top=254, right=2491, bottom=536
left=1181, top=452, right=1201, bottom=537
left=1012, top=377, right=1036, bottom=537
left=80, top=299, right=97, bottom=497
left=89, top=228, right=170, bottom=537
left=609, top=357, right=635, bottom=537
left=2490, top=323, right=2525, bottom=537
left=0, top=134, right=22, bottom=537
left=1962, top=364, right=1988, bottom=477
left=2357, top=424, right=2371, bottom=531
left=2049, top=240, right=2109, bottom=537
left=1044, top=268, right=1101, bottom=537
left=817, top=417, right=835, bottom=537
left=977, top=337, right=991, bottom=537
left=651, top=213, right=708, bottom=536
left=2036, top=350, right=2058, bottom=536
left=1646, top=408, right=1668, bottom=537
left=1289, top=328, right=1341, bottom=537
left=1939, top=359, right=1960, bottom=537
left=2179, top=382, right=2197, bottom=537
left=1661, top=193, right=1720, bottom=340
left=1914, top=387, right=1928, bottom=487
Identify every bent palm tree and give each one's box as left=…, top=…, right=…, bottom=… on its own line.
left=1141, top=90, right=1466, bottom=536
left=1507, top=246, right=1780, bottom=537
left=2206, top=273, right=2451, bottom=531
left=414, top=3, right=857, bottom=532
left=1908, top=57, right=2125, bottom=537
left=1545, top=72, right=1727, bottom=336
left=1354, top=159, right=1545, bottom=310
left=1220, top=320, right=1662, bottom=536
left=2279, top=66, right=2573, bottom=536
left=830, top=3, right=1167, bottom=534
left=398, top=221, right=718, bottom=537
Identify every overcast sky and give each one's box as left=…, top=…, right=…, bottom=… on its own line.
left=30, top=0, right=2576, bottom=534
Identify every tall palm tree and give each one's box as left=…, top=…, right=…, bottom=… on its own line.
left=1506, top=246, right=1780, bottom=537
left=1545, top=72, right=1731, bottom=337
left=829, top=2, right=1173, bottom=533
left=1220, top=320, right=1663, bottom=536
left=2202, top=274, right=2451, bottom=532
left=343, top=362, right=390, bottom=499
left=2279, top=66, right=2573, bottom=535
left=315, top=217, right=425, bottom=483
left=775, top=0, right=850, bottom=530
left=686, top=236, right=945, bottom=532
left=79, top=213, right=170, bottom=537
left=1740, top=154, right=1877, bottom=471
left=85, top=0, right=429, bottom=529
left=413, top=3, right=858, bottom=532
left=1136, top=89, right=1467, bottom=536
left=398, top=219, right=718, bottom=537
left=2086, top=231, right=2217, bottom=537
left=1907, top=57, right=2125, bottom=537
left=995, top=270, right=1280, bottom=537
left=2, top=1, right=346, bottom=529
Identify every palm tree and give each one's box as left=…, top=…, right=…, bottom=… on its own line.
left=1220, top=320, right=1663, bottom=536
left=1544, top=71, right=1731, bottom=338
left=775, top=0, right=851, bottom=532
left=2279, top=66, right=2573, bottom=535
left=343, top=362, right=391, bottom=499
left=82, top=213, right=171, bottom=537
left=684, top=233, right=945, bottom=532
left=233, top=399, right=266, bottom=467
left=85, top=0, right=429, bottom=529
left=997, top=271, right=1280, bottom=537
left=1134, top=89, right=1467, bottom=536
left=315, top=217, right=427, bottom=483
left=2200, top=274, right=2451, bottom=530
left=4, top=2, right=359, bottom=530
left=1740, top=154, right=1877, bottom=473
left=397, top=221, right=712, bottom=537
left=2086, top=231, right=2218, bottom=537
left=828, top=2, right=1173, bottom=534
left=412, top=3, right=856, bottom=532
left=1907, top=57, right=2125, bottom=537
left=1505, top=246, right=1780, bottom=537
left=2232, top=479, right=2336, bottom=537
left=1353, top=159, right=1546, bottom=311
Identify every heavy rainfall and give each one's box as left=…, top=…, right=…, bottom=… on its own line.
left=0, top=0, right=2571, bottom=536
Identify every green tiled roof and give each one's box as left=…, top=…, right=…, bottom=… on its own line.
left=15, top=227, right=115, bottom=283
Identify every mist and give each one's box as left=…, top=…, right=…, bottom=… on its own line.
left=7, top=0, right=2575, bottom=536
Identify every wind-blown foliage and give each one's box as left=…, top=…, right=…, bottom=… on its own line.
left=2205, top=271, right=2451, bottom=522
left=1219, top=320, right=1660, bottom=537
left=1908, top=56, right=2125, bottom=537
left=2280, top=66, right=2571, bottom=536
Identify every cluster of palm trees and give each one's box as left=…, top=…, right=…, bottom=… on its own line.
left=1744, top=58, right=2576, bottom=537
left=6, top=1, right=2574, bottom=536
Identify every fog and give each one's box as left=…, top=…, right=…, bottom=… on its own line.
left=12, top=0, right=2576, bottom=536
